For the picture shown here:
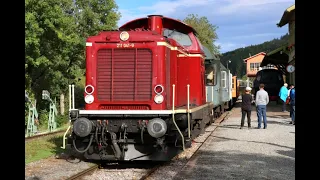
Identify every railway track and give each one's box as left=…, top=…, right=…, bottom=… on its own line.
left=25, top=129, right=67, bottom=142
left=65, top=110, right=231, bottom=180
left=66, top=164, right=100, bottom=180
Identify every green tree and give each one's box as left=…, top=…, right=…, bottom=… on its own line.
left=183, top=14, right=220, bottom=55
left=25, top=0, right=81, bottom=105
left=25, top=0, right=121, bottom=125
left=74, top=0, right=121, bottom=38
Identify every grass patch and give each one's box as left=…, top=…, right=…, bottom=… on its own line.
left=25, top=123, right=69, bottom=136
left=25, top=134, right=67, bottom=164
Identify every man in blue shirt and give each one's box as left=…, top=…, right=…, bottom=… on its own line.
left=279, top=83, right=288, bottom=112
left=289, top=84, right=295, bottom=125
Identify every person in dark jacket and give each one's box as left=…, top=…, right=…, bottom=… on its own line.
left=289, top=85, right=295, bottom=125
left=240, top=87, right=253, bottom=129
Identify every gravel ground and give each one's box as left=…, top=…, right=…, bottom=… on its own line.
left=25, top=154, right=95, bottom=180
left=167, top=103, right=295, bottom=180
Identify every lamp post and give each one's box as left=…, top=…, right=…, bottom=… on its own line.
left=226, top=60, right=231, bottom=70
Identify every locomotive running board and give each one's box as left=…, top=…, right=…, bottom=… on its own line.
left=78, top=103, right=213, bottom=115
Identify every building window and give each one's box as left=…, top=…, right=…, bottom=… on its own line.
left=250, top=63, right=260, bottom=71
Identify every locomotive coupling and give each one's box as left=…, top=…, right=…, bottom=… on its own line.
left=147, top=118, right=167, bottom=138
left=73, top=117, right=94, bottom=137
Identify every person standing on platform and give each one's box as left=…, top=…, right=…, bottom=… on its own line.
left=255, top=83, right=269, bottom=129
left=288, top=84, right=294, bottom=117
left=279, top=83, right=288, bottom=112
left=289, top=84, right=295, bottom=125
left=240, top=87, right=253, bottom=129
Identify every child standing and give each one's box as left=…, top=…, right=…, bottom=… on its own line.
left=240, top=87, right=253, bottom=129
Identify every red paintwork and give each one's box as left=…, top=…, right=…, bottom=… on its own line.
left=120, top=15, right=197, bottom=35
left=85, top=15, right=206, bottom=111
left=269, top=96, right=278, bottom=101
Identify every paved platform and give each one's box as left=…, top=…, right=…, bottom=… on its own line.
left=174, top=102, right=295, bottom=180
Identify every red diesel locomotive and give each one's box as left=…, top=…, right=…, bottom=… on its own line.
left=65, top=15, right=221, bottom=161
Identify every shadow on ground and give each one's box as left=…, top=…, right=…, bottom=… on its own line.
left=173, top=149, right=295, bottom=180
left=210, top=135, right=295, bottom=158
left=46, top=136, right=87, bottom=164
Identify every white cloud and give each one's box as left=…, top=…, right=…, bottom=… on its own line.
left=215, top=0, right=294, bottom=15
left=117, top=0, right=212, bottom=26
left=138, top=0, right=210, bottom=14
left=117, top=9, right=147, bottom=27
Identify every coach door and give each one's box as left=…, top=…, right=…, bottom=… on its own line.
left=205, top=63, right=220, bottom=107
left=220, top=70, right=229, bottom=102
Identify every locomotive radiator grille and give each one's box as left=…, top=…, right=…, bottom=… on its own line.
left=96, top=48, right=153, bottom=101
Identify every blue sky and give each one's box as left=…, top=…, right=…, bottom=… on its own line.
left=115, top=0, right=294, bottom=53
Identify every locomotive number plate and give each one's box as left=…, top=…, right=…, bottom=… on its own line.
left=116, top=43, right=134, bottom=48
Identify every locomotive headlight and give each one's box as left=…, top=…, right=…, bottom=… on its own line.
left=84, top=94, right=94, bottom=104
left=85, top=85, right=94, bottom=95
left=120, top=31, right=129, bottom=41
left=154, top=85, right=164, bottom=94
left=154, top=94, right=164, bottom=104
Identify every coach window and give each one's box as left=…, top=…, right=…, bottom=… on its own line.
left=232, top=78, right=235, bottom=89
left=163, top=29, right=192, bottom=46
left=205, top=64, right=217, bottom=86
left=221, top=71, right=227, bottom=88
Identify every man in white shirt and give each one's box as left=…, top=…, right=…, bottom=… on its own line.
left=255, top=83, right=269, bottom=129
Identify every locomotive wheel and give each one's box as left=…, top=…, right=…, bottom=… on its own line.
left=214, top=112, right=219, bottom=118
left=207, top=110, right=215, bottom=125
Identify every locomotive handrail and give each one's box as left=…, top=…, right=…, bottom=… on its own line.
left=72, top=84, right=75, bottom=109
left=69, top=84, right=72, bottom=111
left=61, top=125, right=71, bottom=149
left=61, top=85, right=74, bottom=149
left=172, top=84, right=185, bottom=150
left=187, top=84, right=191, bottom=139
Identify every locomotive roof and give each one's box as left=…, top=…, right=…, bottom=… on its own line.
left=119, top=15, right=198, bottom=35
left=203, top=46, right=219, bottom=61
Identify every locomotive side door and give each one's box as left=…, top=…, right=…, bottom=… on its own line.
left=205, top=62, right=220, bottom=107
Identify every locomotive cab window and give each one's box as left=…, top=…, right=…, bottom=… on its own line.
left=205, top=64, right=217, bottom=86
left=221, top=71, right=227, bottom=88
left=163, top=29, right=192, bottom=46
left=256, top=75, right=261, bottom=81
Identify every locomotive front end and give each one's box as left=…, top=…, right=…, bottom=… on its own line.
left=66, top=15, right=181, bottom=161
